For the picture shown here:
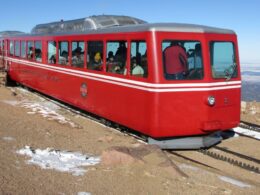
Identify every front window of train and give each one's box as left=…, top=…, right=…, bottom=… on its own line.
left=162, top=40, right=204, bottom=80
left=210, top=41, right=237, bottom=80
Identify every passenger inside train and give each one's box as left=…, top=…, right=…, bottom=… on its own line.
left=28, top=46, right=34, bottom=59
left=162, top=40, right=204, bottom=80
left=106, top=51, right=120, bottom=73
left=163, top=41, right=188, bottom=80
left=72, top=47, right=84, bottom=68
left=87, top=41, right=103, bottom=71
left=130, top=52, right=144, bottom=76
left=106, top=41, right=127, bottom=75
left=188, top=43, right=202, bottom=69
left=35, top=48, right=42, bottom=62
left=59, top=50, right=68, bottom=65
left=92, top=52, right=103, bottom=70
left=131, top=56, right=144, bottom=77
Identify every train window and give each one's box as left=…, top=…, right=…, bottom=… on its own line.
left=210, top=42, right=237, bottom=79
left=71, top=41, right=85, bottom=68
left=21, top=41, right=26, bottom=58
left=106, top=41, right=127, bottom=75
left=27, top=41, right=34, bottom=60
left=87, top=41, right=103, bottom=71
left=15, top=41, right=20, bottom=57
left=162, top=40, right=204, bottom=80
left=0, top=41, right=2, bottom=55
left=58, top=41, right=69, bottom=65
left=35, top=41, right=42, bottom=62
left=48, top=41, right=57, bottom=64
left=9, top=41, right=14, bottom=56
left=130, top=41, right=147, bottom=78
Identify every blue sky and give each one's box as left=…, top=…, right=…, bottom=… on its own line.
left=0, top=0, right=259, bottom=64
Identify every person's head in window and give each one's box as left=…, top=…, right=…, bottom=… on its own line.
left=107, top=51, right=114, bottom=61
left=75, top=47, right=82, bottom=57
left=116, top=41, right=127, bottom=60
left=170, top=41, right=180, bottom=46
left=94, top=52, right=102, bottom=64
left=61, top=50, right=68, bottom=58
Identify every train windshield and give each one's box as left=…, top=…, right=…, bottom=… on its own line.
left=210, top=41, right=237, bottom=80
left=162, top=40, right=204, bottom=80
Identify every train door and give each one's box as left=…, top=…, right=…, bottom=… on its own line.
left=207, top=38, right=241, bottom=129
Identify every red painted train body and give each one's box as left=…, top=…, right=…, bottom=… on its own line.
left=0, top=16, right=241, bottom=149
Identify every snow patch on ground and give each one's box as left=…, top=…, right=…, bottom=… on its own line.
left=233, top=127, right=260, bottom=140
left=17, top=146, right=100, bottom=176
left=21, top=101, right=79, bottom=128
left=14, top=87, right=31, bottom=94
left=1, top=98, right=80, bottom=128
left=77, top=192, right=91, bottom=195
left=218, top=176, right=251, bottom=188
left=2, top=136, right=15, bottom=141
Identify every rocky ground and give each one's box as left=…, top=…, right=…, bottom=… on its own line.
left=0, top=73, right=260, bottom=195
left=241, top=101, right=260, bottom=125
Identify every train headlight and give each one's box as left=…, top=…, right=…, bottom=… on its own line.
left=207, top=96, right=215, bottom=106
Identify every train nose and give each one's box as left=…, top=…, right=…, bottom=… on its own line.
left=201, top=90, right=240, bottom=132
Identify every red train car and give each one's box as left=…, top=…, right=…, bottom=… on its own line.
left=0, top=15, right=241, bottom=149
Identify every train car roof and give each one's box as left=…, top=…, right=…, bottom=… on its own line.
left=89, top=23, right=236, bottom=35
left=6, top=23, right=235, bottom=38
left=3, top=15, right=236, bottom=38
left=0, top=31, right=25, bottom=38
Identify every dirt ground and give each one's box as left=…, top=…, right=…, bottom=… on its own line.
left=0, top=75, right=260, bottom=194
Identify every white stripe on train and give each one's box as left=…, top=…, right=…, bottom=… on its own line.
left=6, top=57, right=241, bottom=92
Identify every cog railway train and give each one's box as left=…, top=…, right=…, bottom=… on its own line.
left=0, top=15, right=241, bottom=149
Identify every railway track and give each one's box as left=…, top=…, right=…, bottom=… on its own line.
left=234, top=121, right=260, bottom=141
left=168, top=146, right=260, bottom=175
left=199, top=146, right=260, bottom=174
left=239, top=121, right=260, bottom=132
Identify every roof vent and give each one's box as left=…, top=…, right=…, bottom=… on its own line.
left=31, top=15, right=147, bottom=34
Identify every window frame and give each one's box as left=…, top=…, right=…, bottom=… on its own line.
left=47, top=40, right=57, bottom=65
left=21, top=40, right=27, bottom=59
left=34, top=40, right=42, bottom=62
left=161, top=39, right=204, bottom=81
left=71, top=40, right=86, bottom=69
left=106, top=40, right=128, bottom=75
left=14, top=40, right=20, bottom=57
left=130, top=40, right=148, bottom=78
left=27, top=40, right=34, bottom=60
left=58, top=40, right=69, bottom=66
left=209, top=41, right=237, bottom=80
left=87, top=40, right=104, bottom=72
left=9, top=40, right=14, bottom=56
